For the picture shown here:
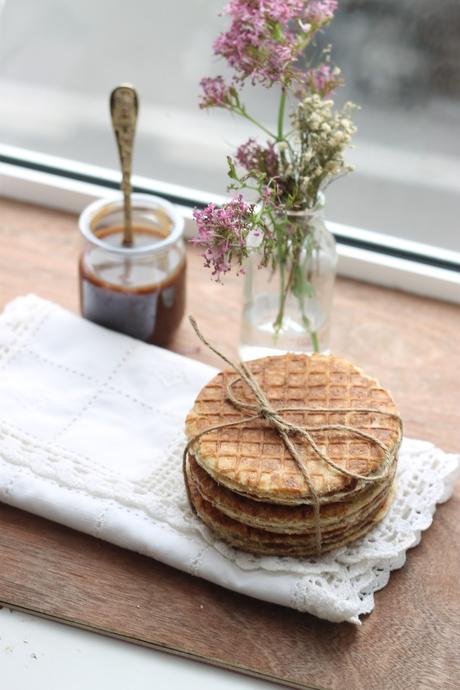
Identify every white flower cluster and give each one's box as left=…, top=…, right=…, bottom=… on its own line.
left=290, top=94, right=357, bottom=206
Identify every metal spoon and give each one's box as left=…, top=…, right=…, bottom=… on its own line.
left=110, top=84, right=139, bottom=247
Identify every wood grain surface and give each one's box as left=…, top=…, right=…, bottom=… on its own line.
left=0, top=197, right=459, bottom=689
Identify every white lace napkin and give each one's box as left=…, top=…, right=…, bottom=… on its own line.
left=0, top=295, right=458, bottom=624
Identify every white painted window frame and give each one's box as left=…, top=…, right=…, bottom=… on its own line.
left=0, top=143, right=459, bottom=304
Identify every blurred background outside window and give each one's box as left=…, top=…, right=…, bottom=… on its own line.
left=0, top=0, right=458, bottom=251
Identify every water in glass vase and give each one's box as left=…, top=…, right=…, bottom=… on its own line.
left=239, top=201, right=337, bottom=360
left=240, top=273, right=332, bottom=360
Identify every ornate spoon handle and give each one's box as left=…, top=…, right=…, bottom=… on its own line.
left=110, top=84, right=139, bottom=247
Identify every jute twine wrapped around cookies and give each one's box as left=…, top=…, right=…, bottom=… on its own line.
left=184, top=317, right=403, bottom=555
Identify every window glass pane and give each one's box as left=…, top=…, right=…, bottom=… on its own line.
left=0, top=0, right=458, bottom=251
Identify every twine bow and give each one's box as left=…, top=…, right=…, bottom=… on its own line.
left=184, top=317, right=403, bottom=554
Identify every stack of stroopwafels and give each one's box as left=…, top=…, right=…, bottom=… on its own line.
left=184, top=352, right=402, bottom=557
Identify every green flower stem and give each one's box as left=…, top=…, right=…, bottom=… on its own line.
left=273, top=274, right=289, bottom=333
left=271, top=212, right=289, bottom=335
left=273, top=253, right=296, bottom=334
left=277, top=88, right=287, bottom=141
left=310, top=329, right=320, bottom=353
left=273, top=239, right=287, bottom=335
left=274, top=243, right=321, bottom=354
left=297, top=292, right=320, bottom=353
left=233, top=107, right=277, bottom=139
left=297, top=235, right=321, bottom=353
left=273, top=277, right=286, bottom=333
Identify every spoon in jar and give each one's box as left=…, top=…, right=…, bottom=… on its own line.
left=110, top=84, right=139, bottom=247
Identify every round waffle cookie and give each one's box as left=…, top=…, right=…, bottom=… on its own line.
left=185, top=353, right=401, bottom=505
left=187, top=453, right=396, bottom=535
left=185, top=459, right=394, bottom=557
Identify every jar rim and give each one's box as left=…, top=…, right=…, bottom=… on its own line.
left=78, top=193, right=184, bottom=255
left=285, top=192, right=325, bottom=218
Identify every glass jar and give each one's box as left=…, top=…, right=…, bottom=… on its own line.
left=78, top=193, right=186, bottom=346
left=240, top=196, right=337, bottom=359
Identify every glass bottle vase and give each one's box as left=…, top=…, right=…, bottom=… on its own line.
left=239, top=198, right=337, bottom=360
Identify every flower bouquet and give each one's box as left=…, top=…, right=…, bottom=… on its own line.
left=192, top=0, right=357, bottom=356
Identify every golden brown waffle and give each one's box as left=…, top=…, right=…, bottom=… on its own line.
left=186, top=463, right=393, bottom=557
left=185, top=353, right=400, bottom=504
left=187, top=453, right=396, bottom=535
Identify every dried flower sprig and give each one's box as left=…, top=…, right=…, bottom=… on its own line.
left=193, top=0, right=357, bottom=346
left=290, top=95, right=357, bottom=204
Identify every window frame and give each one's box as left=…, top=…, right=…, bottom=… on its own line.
left=1, top=143, right=459, bottom=304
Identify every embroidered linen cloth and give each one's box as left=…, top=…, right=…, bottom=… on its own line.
left=0, top=295, right=458, bottom=624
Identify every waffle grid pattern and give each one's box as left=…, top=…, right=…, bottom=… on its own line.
left=187, top=452, right=396, bottom=533
left=186, top=354, right=400, bottom=500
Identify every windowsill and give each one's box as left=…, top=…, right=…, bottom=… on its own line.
left=1, top=143, right=459, bottom=305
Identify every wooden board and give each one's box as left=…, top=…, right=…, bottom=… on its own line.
left=0, top=197, right=459, bottom=689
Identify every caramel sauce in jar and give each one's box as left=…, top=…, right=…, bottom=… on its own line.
left=78, top=196, right=186, bottom=346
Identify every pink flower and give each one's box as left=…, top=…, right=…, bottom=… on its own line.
left=222, top=0, right=304, bottom=24
left=260, top=182, right=281, bottom=208
left=199, top=76, right=234, bottom=108
left=304, top=0, right=338, bottom=24
left=236, top=138, right=279, bottom=177
left=213, top=0, right=308, bottom=86
left=202, top=2, right=339, bottom=91
left=191, top=195, right=254, bottom=281
left=305, top=64, right=341, bottom=96
left=249, top=0, right=304, bottom=22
